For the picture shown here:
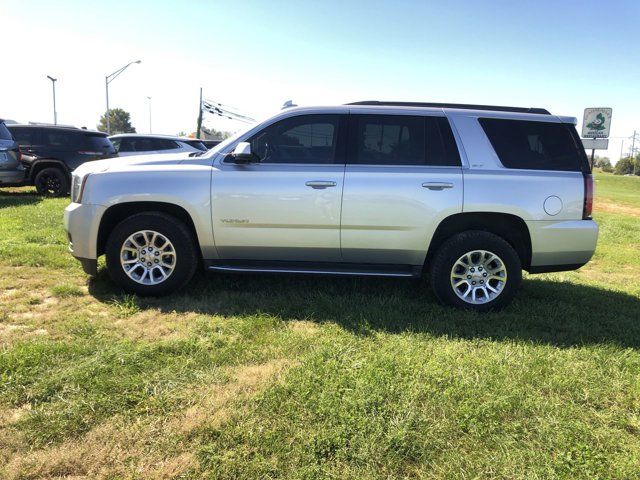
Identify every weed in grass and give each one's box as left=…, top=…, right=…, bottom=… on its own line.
left=109, top=294, right=141, bottom=317
left=50, top=283, right=84, bottom=298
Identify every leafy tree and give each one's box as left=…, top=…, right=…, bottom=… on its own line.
left=97, top=108, right=136, bottom=134
left=614, top=157, right=634, bottom=175
left=594, top=157, right=613, bottom=173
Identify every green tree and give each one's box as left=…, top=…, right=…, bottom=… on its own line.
left=594, top=157, right=613, bottom=173
left=97, top=108, right=136, bottom=134
left=614, top=157, right=634, bottom=175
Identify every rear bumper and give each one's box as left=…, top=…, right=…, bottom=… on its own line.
left=0, top=167, right=26, bottom=185
left=64, top=202, right=106, bottom=275
left=526, top=219, right=598, bottom=273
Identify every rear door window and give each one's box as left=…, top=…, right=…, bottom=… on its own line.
left=479, top=118, right=589, bottom=172
left=348, top=115, right=462, bottom=166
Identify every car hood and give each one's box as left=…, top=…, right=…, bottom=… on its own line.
left=73, top=152, right=200, bottom=176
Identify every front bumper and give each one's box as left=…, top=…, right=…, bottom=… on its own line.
left=64, top=202, right=106, bottom=276
left=526, top=219, right=599, bottom=272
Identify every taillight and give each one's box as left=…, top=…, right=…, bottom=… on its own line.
left=583, top=173, right=593, bottom=219
left=16, top=146, right=22, bottom=163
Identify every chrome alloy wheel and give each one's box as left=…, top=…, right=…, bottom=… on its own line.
left=120, top=230, right=176, bottom=285
left=450, top=250, right=507, bottom=304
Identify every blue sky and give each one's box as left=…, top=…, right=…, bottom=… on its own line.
left=1, top=0, right=638, bottom=159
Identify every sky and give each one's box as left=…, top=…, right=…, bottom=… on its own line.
left=1, top=0, right=638, bottom=161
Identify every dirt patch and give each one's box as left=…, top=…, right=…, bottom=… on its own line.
left=596, top=200, right=640, bottom=217
left=1, top=359, right=291, bottom=480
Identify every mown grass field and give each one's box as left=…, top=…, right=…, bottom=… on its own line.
left=1, top=172, right=639, bottom=479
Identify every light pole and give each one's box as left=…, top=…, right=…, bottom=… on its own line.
left=147, top=96, right=152, bottom=133
left=46, top=75, right=57, bottom=125
left=105, top=60, right=141, bottom=134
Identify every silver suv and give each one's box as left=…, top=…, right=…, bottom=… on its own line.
left=64, top=102, right=598, bottom=311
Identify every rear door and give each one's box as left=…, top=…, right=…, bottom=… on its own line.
left=341, top=113, right=463, bottom=265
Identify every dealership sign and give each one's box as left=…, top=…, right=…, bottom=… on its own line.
left=582, top=108, right=612, bottom=138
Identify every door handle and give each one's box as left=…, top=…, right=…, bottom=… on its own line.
left=422, top=182, right=454, bottom=190
left=305, top=180, right=337, bottom=189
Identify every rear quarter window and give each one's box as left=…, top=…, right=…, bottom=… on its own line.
left=0, top=123, right=13, bottom=141
left=479, top=118, right=589, bottom=172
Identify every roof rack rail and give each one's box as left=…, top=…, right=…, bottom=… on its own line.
left=346, top=101, right=551, bottom=115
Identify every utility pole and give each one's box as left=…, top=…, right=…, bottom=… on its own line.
left=196, top=87, right=203, bottom=139
left=631, top=130, right=639, bottom=175
left=46, top=76, right=57, bottom=125
left=147, top=96, right=152, bottom=133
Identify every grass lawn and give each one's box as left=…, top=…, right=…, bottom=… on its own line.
left=1, top=172, right=639, bottom=479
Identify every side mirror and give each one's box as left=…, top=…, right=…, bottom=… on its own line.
left=230, top=142, right=255, bottom=164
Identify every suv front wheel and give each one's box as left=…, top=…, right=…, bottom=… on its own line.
left=429, top=231, right=522, bottom=311
left=105, top=212, right=198, bottom=296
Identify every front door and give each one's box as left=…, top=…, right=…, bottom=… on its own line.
left=211, top=113, right=347, bottom=262
left=341, top=113, right=464, bottom=265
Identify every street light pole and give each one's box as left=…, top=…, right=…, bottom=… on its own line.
left=46, top=75, right=57, bottom=125
left=104, top=60, right=141, bottom=134
left=147, top=96, right=152, bottom=133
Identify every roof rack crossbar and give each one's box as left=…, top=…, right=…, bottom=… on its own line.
left=346, top=101, right=550, bottom=115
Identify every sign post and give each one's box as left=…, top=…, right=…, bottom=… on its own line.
left=582, top=108, right=612, bottom=169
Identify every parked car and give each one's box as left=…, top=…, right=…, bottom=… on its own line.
left=0, top=119, right=25, bottom=186
left=64, top=102, right=598, bottom=311
left=109, top=134, right=207, bottom=157
left=7, top=124, right=117, bottom=196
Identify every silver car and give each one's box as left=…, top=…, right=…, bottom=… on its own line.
left=65, top=102, right=598, bottom=311
left=109, top=134, right=207, bottom=157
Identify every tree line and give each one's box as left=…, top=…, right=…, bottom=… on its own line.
left=594, top=156, right=640, bottom=175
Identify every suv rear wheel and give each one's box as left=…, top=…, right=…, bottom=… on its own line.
left=105, top=212, right=198, bottom=296
left=34, top=167, right=69, bottom=197
left=429, top=230, right=522, bottom=311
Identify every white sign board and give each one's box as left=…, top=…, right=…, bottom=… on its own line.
left=582, top=108, right=612, bottom=138
left=581, top=138, right=609, bottom=150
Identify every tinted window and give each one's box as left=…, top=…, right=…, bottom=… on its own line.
left=151, top=139, right=178, bottom=151
left=82, top=134, right=114, bottom=153
left=479, top=118, right=589, bottom=172
left=425, top=116, right=461, bottom=167
left=248, top=114, right=340, bottom=164
left=44, top=131, right=74, bottom=148
left=349, top=115, right=461, bottom=166
left=118, top=138, right=136, bottom=152
left=0, top=123, right=12, bottom=141
left=9, top=127, right=37, bottom=146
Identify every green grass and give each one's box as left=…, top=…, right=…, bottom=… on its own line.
left=1, top=179, right=640, bottom=479
left=594, top=170, right=640, bottom=208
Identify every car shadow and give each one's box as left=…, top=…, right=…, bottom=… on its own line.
left=88, top=269, right=640, bottom=349
left=0, top=189, right=42, bottom=208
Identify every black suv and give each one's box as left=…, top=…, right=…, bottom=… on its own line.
left=8, top=124, right=117, bottom=196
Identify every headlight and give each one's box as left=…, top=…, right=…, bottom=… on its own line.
left=71, top=174, right=90, bottom=203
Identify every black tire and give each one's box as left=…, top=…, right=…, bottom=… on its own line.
left=429, top=230, right=522, bottom=312
left=34, top=167, right=69, bottom=197
left=105, top=212, right=198, bottom=296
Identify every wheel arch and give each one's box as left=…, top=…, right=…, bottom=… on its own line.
left=28, top=159, right=70, bottom=182
left=425, top=212, right=532, bottom=271
left=97, top=202, right=202, bottom=259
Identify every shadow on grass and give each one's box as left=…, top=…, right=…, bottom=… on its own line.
left=87, top=268, right=640, bottom=349
left=0, top=188, right=42, bottom=208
